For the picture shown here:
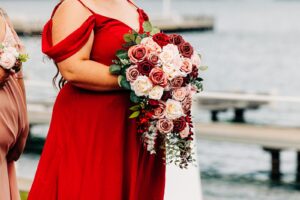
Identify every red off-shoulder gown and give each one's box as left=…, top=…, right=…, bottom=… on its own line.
left=28, top=1, right=166, bottom=199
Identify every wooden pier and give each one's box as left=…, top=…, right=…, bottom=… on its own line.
left=24, top=84, right=300, bottom=185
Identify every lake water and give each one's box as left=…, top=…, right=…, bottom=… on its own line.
left=2, top=0, right=300, bottom=199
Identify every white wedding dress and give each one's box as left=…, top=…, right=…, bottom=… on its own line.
left=165, top=157, right=203, bottom=200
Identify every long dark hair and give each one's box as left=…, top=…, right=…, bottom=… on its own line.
left=53, top=63, right=67, bottom=89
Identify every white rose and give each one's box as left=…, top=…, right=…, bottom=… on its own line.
left=191, top=52, right=201, bottom=67
left=0, top=52, right=16, bottom=69
left=149, top=85, right=164, bottom=100
left=172, top=87, right=188, bottom=102
left=159, top=44, right=180, bottom=64
left=5, top=46, right=19, bottom=57
left=131, top=76, right=153, bottom=97
left=162, top=63, right=182, bottom=80
left=165, top=99, right=185, bottom=120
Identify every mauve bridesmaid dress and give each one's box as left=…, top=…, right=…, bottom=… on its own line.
left=0, top=11, right=29, bottom=200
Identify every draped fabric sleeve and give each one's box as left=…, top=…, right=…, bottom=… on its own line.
left=42, top=15, right=96, bottom=63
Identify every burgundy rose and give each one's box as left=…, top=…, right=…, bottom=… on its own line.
left=149, top=67, right=168, bottom=87
left=170, top=76, right=184, bottom=88
left=169, top=34, right=185, bottom=46
left=128, top=45, right=149, bottom=63
left=152, top=101, right=166, bottom=119
left=152, top=33, right=170, bottom=47
left=179, top=42, right=194, bottom=58
left=161, top=91, right=172, bottom=101
left=190, top=65, right=199, bottom=79
left=137, top=60, right=154, bottom=76
left=149, top=99, right=160, bottom=106
left=173, top=117, right=187, bottom=132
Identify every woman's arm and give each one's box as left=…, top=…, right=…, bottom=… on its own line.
left=53, top=0, right=120, bottom=91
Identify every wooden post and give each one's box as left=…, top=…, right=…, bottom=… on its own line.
left=232, top=108, right=246, bottom=123
left=263, top=147, right=281, bottom=182
left=211, top=110, right=219, bottom=122
left=296, top=152, right=300, bottom=185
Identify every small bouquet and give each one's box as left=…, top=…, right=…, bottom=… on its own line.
left=0, top=43, right=28, bottom=73
left=110, top=21, right=206, bottom=168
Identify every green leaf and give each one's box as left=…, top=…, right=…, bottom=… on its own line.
left=129, top=104, right=141, bottom=111
left=120, top=77, right=131, bottom=90
left=135, top=36, right=142, bottom=44
left=199, top=65, right=208, bottom=71
left=130, top=34, right=136, bottom=42
left=129, top=111, right=140, bottom=119
left=116, top=49, right=128, bottom=60
left=130, top=91, right=141, bottom=103
left=124, top=33, right=132, bottom=42
left=150, top=27, right=160, bottom=36
left=143, top=21, right=153, bottom=32
left=109, top=64, right=122, bottom=75
left=18, top=54, right=29, bottom=62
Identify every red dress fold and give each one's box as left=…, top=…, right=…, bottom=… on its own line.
left=28, top=2, right=165, bottom=200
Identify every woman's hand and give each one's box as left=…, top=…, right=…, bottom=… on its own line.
left=0, top=67, right=10, bottom=88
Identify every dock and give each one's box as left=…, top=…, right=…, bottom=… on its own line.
left=11, top=15, right=214, bottom=36
left=24, top=84, right=300, bottom=184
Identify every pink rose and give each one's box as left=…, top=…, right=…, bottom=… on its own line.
left=182, top=95, right=192, bottom=114
left=149, top=67, right=168, bottom=87
left=170, top=76, right=184, bottom=88
left=0, top=52, right=16, bottom=69
left=148, top=53, right=161, bottom=66
left=180, top=58, right=193, bottom=74
left=156, top=119, right=174, bottom=134
left=152, top=101, right=166, bottom=119
left=126, top=65, right=140, bottom=82
left=172, top=87, right=187, bottom=102
left=179, top=124, right=190, bottom=139
left=128, top=45, right=149, bottom=63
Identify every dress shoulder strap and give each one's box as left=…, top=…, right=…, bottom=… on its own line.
left=51, top=0, right=95, bottom=18
left=77, top=0, right=96, bottom=14
left=127, top=0, right=140, bottom=9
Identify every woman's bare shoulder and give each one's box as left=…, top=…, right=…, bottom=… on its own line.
left=52, top=0, right=93, bottom=45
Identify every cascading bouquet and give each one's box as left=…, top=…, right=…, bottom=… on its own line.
left=0, top=43, right=28, bottom=73
left=110, top=21, right=206, bottom=168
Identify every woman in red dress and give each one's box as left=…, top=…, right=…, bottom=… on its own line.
left=28, top=0, right=165, bottom=199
